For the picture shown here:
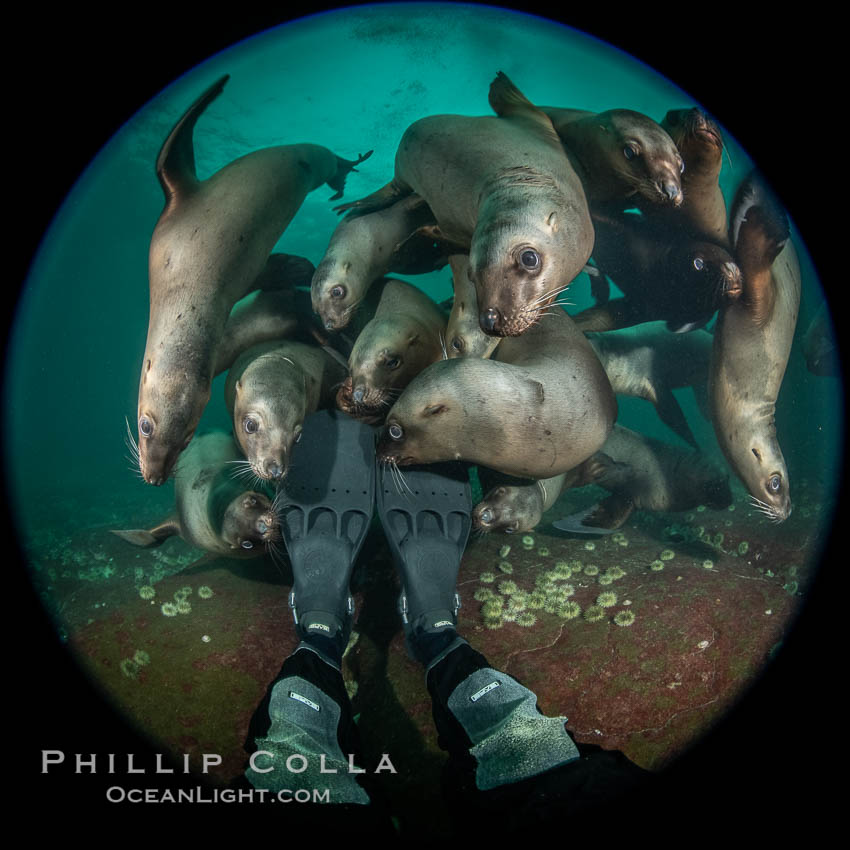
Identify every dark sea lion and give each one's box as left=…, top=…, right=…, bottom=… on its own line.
left=586, top=323, right=714, bottom=447
left=336, top=278, right=447, bottom=422
left=224, top=340, right=345, bottom=481
left=803, top=300, right=840, bottom=377
left=552, top=425, right=732, bottom=534
left=444, top=254, right=501, bottom=360
left=137, top=74, right=371, bottom=485
left=336, top=72, right=593, bottom=338
left=656, top=107, right=729, bottom=246
left=112, top=432, right=279, bottom=557
left=311, top=194, right=447, bottom=331
left=710, top=172, right=800, bottom=522
left=572, top=210, right=743, bottom=333
left=377, top=307, right=616, bottom=478
left=540, top=106, right=683, bottom=209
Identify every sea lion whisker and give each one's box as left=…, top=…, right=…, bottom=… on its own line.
left=439, top=331, right=448, bottom=361
left=527, top=282, right=572, bottom=308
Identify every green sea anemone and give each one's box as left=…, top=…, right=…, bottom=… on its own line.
left=528, top=591, right=547, bottom=609
left=738, top=541, right=749, bottom=555
left=650, top=560, right=664, bottom=571
left=133, top=650, right=151, bottom=666
left=120, top=658, right=141, bottom=679
left=474, top=587, right=498, bottom=602
left=613, top=610, right=636, bottom=627
left=696, top=505, right=706, bottom=513
left=713, top=533, right=724, bottom=546
left=556, top=601, right=581, bottom=620
left=176, top=600, right=192, bottom=615
left=598, top=574, right=614, bottom=586
left=480, top=572, right=496, bottom=583
left=138, top=585, right=155, bottom=600
left=702, top=559, right=714, bottom=570
left=584, top=541, right=596, bottom=551
left=481, top=599, right=504, bottom=618
left=660, top=549, right=675, bottom=561
left=583, top=564, right=599, bottom=576
left=583, top=605, right=605, bottom=623
left=498, top=580, right=518, bottom=596
left=596, top=591, right=618, bottom=608
left=537, top=547, right=550, bottom=557
left=197, top=586, right=214, bottom=599
left=161, top=602, right=178, bottom=617
left=499, top=545, right=511, bottom=558
left=516, top=612, right=537, bottom=627
left=605, top=566, right=626, bottom=580
left=484, top=616, right=503, bottom=630
left=497, top=561, right=513, bottom=574
left=553, top=561, right=572, bottom=578
left=522, top=535, right=535, bottom=548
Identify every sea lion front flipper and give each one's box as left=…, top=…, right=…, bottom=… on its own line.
left=394, top=224, right=468, bottom=260
left=156, top=74, right=230, bottom=209
left=111, top=519, right=181, bottom=548
left=654, top=387, right=698, bottom=448
left=488, top=71, right=563, bottom=149
left=327, top=150, right=374, bottom=201
left=333, top=178, right=411, bottom=218
left=552, top=494, right=634, bottom=534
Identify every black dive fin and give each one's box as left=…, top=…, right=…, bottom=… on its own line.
left=552, top=494, right=634, bottom=535
left=111, top=519, right=181, bottom=548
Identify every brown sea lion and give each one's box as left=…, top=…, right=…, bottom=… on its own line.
left=377, top=307, right=616, bottom=478
left=311, top=194, right=448, bottom=331
left=444, top=254, right=501, bottom=360
left=112, top=432, right=279, bottom=557
left=710, top=171, right=800, bottom=522
left=656, top=107, right=729, bottom=246
left=551, top=425, right=732, bottom=534
left=572, top=211, right=742, bottom=333
left=586, top=323, right=714, bottom=448
left=539, top=106, right=683, bottom=209
left=335, top=72, right=593, bottom=338
left=137, top=73, right=371, bottom=485
left=336, top=279, right=447, bottom=422
left=224, top=340, right=345, bottom=481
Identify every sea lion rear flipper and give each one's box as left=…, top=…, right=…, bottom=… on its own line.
left=654, top=387, right=698, bottom=448
left=488, top=71, right=563, bottom=148
left=584, top=452, right=633, bottom=488
left=552, top=495, right=634, bottom=534
left=156, top=75, right=230, bottom=208
left=327, top=150, right=374, bottom=201
left=111, top=520, right=181, bottom=548
left=333, top=178, right=410, bottom=218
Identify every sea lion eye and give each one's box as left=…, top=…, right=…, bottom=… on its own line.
left=623, top=145, right=637, bottom=160
left=768, top=475, right=781, bottom=493
left=244, top=417, right=259, bottom=434
left=520, top=249, right=540, bottom=270
left=678, top=157, right=685, bottom=174
left=138, top=416, right=153, bottom=437
left=388, top=423, right=404, bottom=440
left=330, top=285, right=346, bottom=299
left=451, top=337, right=464, bottom=352
left=693, top=257, right=705, bottom=271
left=241, top=540, right=254, bottom=550
left=385, top=357, right=400, bottom=370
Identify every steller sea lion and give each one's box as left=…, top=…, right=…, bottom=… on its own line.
left=224, top=340, right=346, bottom=481
left=335, top=72, right=593, bottom=339
left=377, top=307, right=616, bottom=479
left=571, top=210, right=742, bottom=334
left=136, top=73, right=371, bottom=485
left=551, top=425, right=732, bottom=534
left=586, top=322, right=714, bottom=448
left=540, top=106, right=683, bottom=210
left=112, top=432, right=279, bottom=557
left=336, top=278, right=447, bottom=423
left=311, top=193, right=447, bottom=331
left=444, top=254, right=501, bottom=360
left=710, top=171, right=800, bottom=522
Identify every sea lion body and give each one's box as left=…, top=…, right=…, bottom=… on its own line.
left=225, top=340, right=345, bottom=480
left=338, top=74, right=593, bottom=338
left=710, top=175, right=800, bottom=521
left=311, top=194, right=446, bottom=331
left=586, top=323, right=713, bottom=446
left=378, top=307, right=616, bottom=478
left=137, top=74, right=369, bottom=485
left=572, top=211, right=742, bottom=333
left=336, top=279, right=447, bottom=421
left=445, top=254, right=501, bottom=360
left=113, top=432, right=278, bottom=557
left=540, top=107, right=683, bottom=209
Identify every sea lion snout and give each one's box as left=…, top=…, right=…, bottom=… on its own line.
left=480, top=307, right=501, bottom=334
left=661, top=180, right=683, bottom=205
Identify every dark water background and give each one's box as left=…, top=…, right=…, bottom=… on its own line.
left=8, top=1, right=842, bottom=830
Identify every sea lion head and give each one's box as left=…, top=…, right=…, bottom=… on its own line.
left=473, top=485, right=543, bottom=534
left=222, top=491, right=280, bottom=551
left=597, top=109, right=684, bottom=206
left=311, top=256, right=362, bottom=331
left=666, top=243, right=743, bottom=330
left=446, top=290, right=502, bottom=359
left=735, top=438, right=792, bottom=522
left=661, top=108, right=723, bottom=173
left=338, top=318, right=440, bottom=420
left=377, top=360, right=464, bottom=466
left=470, top=188, right=578, bottom=337
left=136, top=357, right=209, bottom=486
left=232, top=359, right=307, bottom=481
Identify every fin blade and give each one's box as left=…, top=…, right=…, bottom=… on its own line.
left=110, top=520, right=180, bottom=548
left=553, top=495, right=633, bottom=534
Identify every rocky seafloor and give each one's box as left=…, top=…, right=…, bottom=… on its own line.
left=19, top=472, right=833, bottom=833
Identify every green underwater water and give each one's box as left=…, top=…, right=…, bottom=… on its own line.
left=4, top=2, right=844, bottom=811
